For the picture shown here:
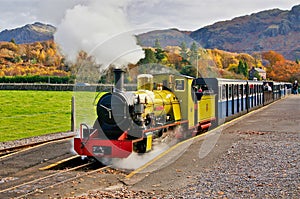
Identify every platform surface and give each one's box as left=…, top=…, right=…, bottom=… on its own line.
left=127, top=95, right=300, bottom=198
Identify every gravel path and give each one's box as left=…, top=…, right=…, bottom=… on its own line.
left=170, top=131, right=300, bottom=199
left=66, top=131, right=299, bottom=199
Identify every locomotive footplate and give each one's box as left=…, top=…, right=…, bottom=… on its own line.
left=74, top=138, right=133, bottom=158
left=92, top=145, right=112, bottom=156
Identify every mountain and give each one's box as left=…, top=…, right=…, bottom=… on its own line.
left=137, top=28, right=194, bottom=48
left=2, top=5, right=300, bottom=60
left=0, top=22, right=56, bottom=44
left=138, top=5, right=300, bottom=60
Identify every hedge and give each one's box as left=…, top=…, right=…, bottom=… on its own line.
left=0, top=75, right=75, bottom=84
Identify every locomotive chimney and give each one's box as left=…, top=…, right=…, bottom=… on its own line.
left=113, top=68, right=125, bottom=92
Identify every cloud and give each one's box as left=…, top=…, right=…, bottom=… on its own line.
left=36, top=0, right=83, bottom=25
left=55, top=0, right=144, bottom=69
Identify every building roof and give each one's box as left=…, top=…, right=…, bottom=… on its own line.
left=252, top=67, right=266, bottom=73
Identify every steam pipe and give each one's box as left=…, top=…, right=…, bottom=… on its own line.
left=114, top=68, right=125, bottom=92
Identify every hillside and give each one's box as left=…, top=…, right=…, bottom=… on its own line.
left=138, top=4, right=300, bottom=60
left=0, top=22, right=56, bottom=44
left=137, top=29, right=193, bottom=48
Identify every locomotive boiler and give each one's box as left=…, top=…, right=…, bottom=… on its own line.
left=94, top=70, right=181, bottom=152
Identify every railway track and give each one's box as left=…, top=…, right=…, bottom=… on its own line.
left=0, top=154, right=129, bottom=199
left=0, top=134, right=131, bottom=198
left=1, top=161, right=104, bottom=198
left=0, top=134, right=75, bottom=158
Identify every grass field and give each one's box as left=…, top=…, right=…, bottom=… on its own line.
left=0, top=90, right=74, bottom=142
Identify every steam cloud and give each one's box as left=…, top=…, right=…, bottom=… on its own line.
left=55, top=0, right=144, bottom=69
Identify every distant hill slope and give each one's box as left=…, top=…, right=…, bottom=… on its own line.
left=138, top=4, right=300, bottom=60
left=2, top=5, right=300, bottom=60
left=0, top=22, right=56, bottom=44
left=137, top=28, right=193, bottom=47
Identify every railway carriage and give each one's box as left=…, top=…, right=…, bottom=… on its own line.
left=284, top=82, right=292, bottom=95
left=193, top=78, right=265, bottom=125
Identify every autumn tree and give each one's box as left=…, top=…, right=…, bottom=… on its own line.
left=72, top=50, right=101, bottom=83
left=138, top=48, right=157, bottom=65
left=189, top=42, right=198, bottom=65
left=180, top=65, right=197, bottom=77
left=154, top=39, right=165, bottom=63
left=166, top=51, right=182, bottom=70
left=237, top=60, right=244, bottom=75
left=243, top=62, right=249, bottom=78
left=262, top=50, right=285, bottom=66
left=179, top=42, right=188, bottom=62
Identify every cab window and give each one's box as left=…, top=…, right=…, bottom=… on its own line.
left=175, top=79, right=185, bottom=91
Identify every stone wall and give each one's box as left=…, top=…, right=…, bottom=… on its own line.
left=0, top=83, right=136, bottom=91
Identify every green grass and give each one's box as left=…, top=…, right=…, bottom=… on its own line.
left=0, top=90, right=73, bottom=142
left=73, top=91, right=99, bottom=130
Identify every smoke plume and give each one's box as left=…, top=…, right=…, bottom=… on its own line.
left=55, top=0, right=144, bottom=70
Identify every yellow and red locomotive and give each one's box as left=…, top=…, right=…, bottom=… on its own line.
left=74, top=69, right=216, bottom=159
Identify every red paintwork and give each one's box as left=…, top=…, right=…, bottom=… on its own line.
left=74, top=138, right=133, bottom=158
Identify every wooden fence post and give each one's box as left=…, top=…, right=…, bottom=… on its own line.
left=71, top=96, right=76, bottom=132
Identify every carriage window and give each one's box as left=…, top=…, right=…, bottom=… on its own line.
left=175, top=79, right=185, bottom=91
left=228, top=85, right=232, bottom=99
left=222, top=85, right=226, bottom=100
left=233, top=84, right=238, bottom=97
left=239, top=85, right=243, bottom=97
left=249, top=84, right=254, bottom=94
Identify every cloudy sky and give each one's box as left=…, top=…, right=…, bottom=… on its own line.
left=1, top=0, right=298, bottom=67
left=1, top=0, right=299, bottom=31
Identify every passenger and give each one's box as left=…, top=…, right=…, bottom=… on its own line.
left=265, top=83, right=272, bottom=91
left=292, top=80, right=298, bottom=94
left=267, top=84, right=272, bottom=91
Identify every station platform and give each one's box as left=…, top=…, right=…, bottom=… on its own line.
left=127, top=95, right=300, bottom=197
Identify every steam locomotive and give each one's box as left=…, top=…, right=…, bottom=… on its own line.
left=74, top=69, right=216, bottom=158
left=74, top=69, right=292, bottom=159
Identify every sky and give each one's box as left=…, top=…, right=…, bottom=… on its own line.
left=0, top=0, right=299, bottom=31
left=1, top=0, right=299, bottom=67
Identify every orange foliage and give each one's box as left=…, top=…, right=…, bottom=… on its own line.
left=267, top=60, right=300, bottom=82
left=262, top=50, right=285, bottom=66
left=0, top=40, right=66, bottom=77
left=262, top=50, right=299, bottom=82
left=0, top=63, right=69, bottom=76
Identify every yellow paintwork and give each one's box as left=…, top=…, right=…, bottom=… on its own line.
left=135, top=89, right=181, bottom=122
left=198, top=94, right=216, bottom=122
left=93, top=92, right=108, bottom=106
left=146, top=132, right=153, bottom=152
left=187, top=78, right=195, bottom=127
